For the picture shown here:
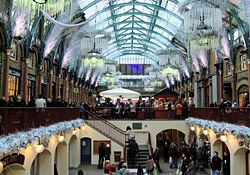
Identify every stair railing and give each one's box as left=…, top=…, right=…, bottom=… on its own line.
left=83, top=109, right=127, bottom=147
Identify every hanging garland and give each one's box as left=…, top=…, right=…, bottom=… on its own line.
left=0, top=119, right=84, bottom=157
left=186, top=117, right=250, bottom=139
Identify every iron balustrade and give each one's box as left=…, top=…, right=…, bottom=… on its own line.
left=0, top=107, right=249, bottom=136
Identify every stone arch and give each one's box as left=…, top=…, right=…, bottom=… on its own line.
left=55, top=141, right=68, bottom=175
left=233, top=147, right=250, bottom=175
left=69, top=135, right=80, bottom=168
left=30, top=149, right=53, bottom=175
left=3, top=164, right=26, bottom=175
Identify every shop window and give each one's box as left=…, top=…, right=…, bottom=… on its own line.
left=28, top=80, right=35, bottom=101
left=8, top=75, right=20, bottom=96
left=225, top=62, right=231, bottom=75
left=240, top=54, right=247, bottom=71
left=238, top=85, right=248, bottom=107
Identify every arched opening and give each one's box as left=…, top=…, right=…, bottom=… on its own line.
left=55, top=141, right=68, bottom=175
left=238, top=85, right=248, bottom=107
left=69, top=135, right=79, bottom=168
left=212, top=139, right=230, bottom=175
left=234, top=148, right=250, bottom=175
left=30, top=149, right=52, bottom=175
left=2, top=164, right=25, bottom=175
left=156, top=129, right=185, bottom=162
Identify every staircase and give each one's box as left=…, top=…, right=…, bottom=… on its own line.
left=127, top=145, right=150, bottom=168
left=83, top=109, right=127, bottom=147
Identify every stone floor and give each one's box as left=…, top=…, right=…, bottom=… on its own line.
left=70, top=160, right=210, bottom=175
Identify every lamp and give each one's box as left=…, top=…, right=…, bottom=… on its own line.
left=58, top=132, right=65, bottom=142
left=0, top=161, right=3, bottom=173
left=203, top=129, right=208, bottom=135
left=81, top=125, right=86, bottom=130
left=34, top=136, right=44, bottom=153
left=220, top=135, right=227, bottom=142
left=72, top=128, right=77, bottom=135
left=33, top=0, right=48, bottom=4
left=190, top=126, right=195, bottom=131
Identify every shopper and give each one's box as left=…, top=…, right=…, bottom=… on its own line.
left=210, top=151, right=222, bottom=175
left=118, top=163, right=130, bottom=175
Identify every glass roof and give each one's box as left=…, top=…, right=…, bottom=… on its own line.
left=79, top=0, right=184, bottom=63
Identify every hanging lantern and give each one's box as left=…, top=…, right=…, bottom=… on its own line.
left=203, top=129, right=208, bottom=135
left=220, top=134, right=227, bottom=142
left=183, top=0, right=223, bottom=51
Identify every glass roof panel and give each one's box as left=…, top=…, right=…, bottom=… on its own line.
left=79, top=0, right=184, bottom=62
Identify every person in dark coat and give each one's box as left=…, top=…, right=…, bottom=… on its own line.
left=181, top=154, right=189, bottom=175
left=128, top=138, right=139, bottom=166
left=78, top=170, right=84, bottom=175
left=187, top=156, right=196, bottom=175
left=163, top=141, right=170, bottom=162
left=211, top=151, right=222, bottom=175
left=118, top=158, right=124, bottom=170
left=14, top=95, right=26, bottom=107
left=153, top=147, right=163, bottom=173
left=28, top=96, right=36, bottom=107
left=169, top=143, right=179, bottom=168
left=7, top=96, right=15, bottom=107
left=223, top=151, right=230, bottom=175
left=137, top=164, right=144, bottom=175
left=182, top=100, right=189, bottom=119
left=0, top=97, right=7, bottom=107
left=98, top=143, right=106, bottom=169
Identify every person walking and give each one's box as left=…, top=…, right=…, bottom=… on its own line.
left=169, top=143, right=179, bottom=169
left=128, top=137, right=139, bottom=167
left=153, top=147, right=163, bottom=173
left=146, top=155, right=155, bottom=175
left=137, top=164, right=144, bottom=175
left=210, top=151, right=222, bottom=175
left=186, top=156, right=196, bottom=175
left=163, top=141, right=170, bottom=163
left=223, top=152, right=230, bottom=175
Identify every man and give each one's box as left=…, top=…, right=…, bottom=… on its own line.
left=35, top=95, right=46, bottom=108
left=128, top=137, right=139, bottom=166
left=153, top=147, right=163, bottom=173
left=210, top=151, right=222, bottom=175
left=98, top=143, right=106, bottom=169
left=167, top=101, right=172, bottom=120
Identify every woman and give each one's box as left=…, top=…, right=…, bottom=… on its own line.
left=146, top=155, right=155, bottom=175
left=104, top=160, right=112, bottom=175
left=118, top=163, right=130, bottom=175
left=187, top=156, right=196, bottom=175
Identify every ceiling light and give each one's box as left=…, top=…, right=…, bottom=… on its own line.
left=34, top=136, right=45, bottom=153
left=33, top=0, right=48, bottom=4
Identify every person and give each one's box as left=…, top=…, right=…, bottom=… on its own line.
left=118, top=158, right=124, bottom=170
left=186, top=156, right=196, bottom=175
left=231, top=100, right=238, bottom=108
left=35, top=95, right=46, bottom=108
left=98, top=143, right=106, bottom=169
left=105, top=144, right=111, bottom=161
left=182, top=100, right=189, bottom=119
left=175, top=102, right=183, bottom=120
left=167, top=101, right=172, bottom=120
left=128, top=137, right=139, bottom=166
left=210, top=151, right=222, bottom=175
left=153, top=147, right=163, bottom=173
left=223, top=152, right=230, bottom=175
left=169, top=143, right=179, bottom=169
left=218, top=99, right=225, bottom=109
left=146, top=155, right=154, bottom=175
left=163, top=141, right=170, bottom=163
left=0, top=97, right=7, bottom=107
left=181, top=154, right=188, bottom=175
left=14, top=95, right=26, bottom=107
left=80, top=103, right=84, bottom=119
left=104, top=160, right=112, bottom=175
left=7, top=96, right=15, bottom=107
left=78, top=170, right=84, bottom=175
left=118, top=163, right=130, bottom=175
left=137, top=163, right=144, bottom=175
left=28, top=96, right=36, bottom=107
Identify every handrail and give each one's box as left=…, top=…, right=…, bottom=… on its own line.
left=83, top=109, right=127, bottom=147
left=83, top=109, right=125, bottom=134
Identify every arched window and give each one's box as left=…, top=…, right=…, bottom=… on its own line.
left=240, top=54, right=247, bottom=71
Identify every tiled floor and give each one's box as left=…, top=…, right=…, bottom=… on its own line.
left=70, top=160, right=210, bottom=175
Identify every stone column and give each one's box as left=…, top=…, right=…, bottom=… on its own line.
left=219, top=70, right=223, bottom=100
left=23, top=59, right=29, bottom=104
left=57, top=74, right=61, bottom=98
left=4, top=49, right=11, bottom=100
left=248, top=59, right=250, bottom=101
left=231, top=65, right=236, bottom=101
left=37, top=65, right=43, bottom=96
left=49, top=70, right=53, bottom=99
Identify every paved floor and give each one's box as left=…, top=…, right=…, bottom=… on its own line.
left=70, top=160, right=210, bottom=175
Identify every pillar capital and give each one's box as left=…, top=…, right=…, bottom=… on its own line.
left=248, top=59, right=250, bottom=65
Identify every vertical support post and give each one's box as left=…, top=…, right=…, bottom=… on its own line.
left=219, top=70, right=223, bottom=100
left=248, top=60, right=250, bottom=101
left=231, top=65, right=236, bottom=101
left=4, top=49, right=11, bottom=100
left=49, top=70, right=53, bottom=99
left=23, top=59, right=29, bottom=104
left=37, top=65, right=43, bottom=96
left=57, top=74, right=61, bottom=98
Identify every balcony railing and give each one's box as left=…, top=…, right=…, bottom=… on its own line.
left=0, top=107, right=80, bottom=135
left=0, top=107, right=249, bottom=136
